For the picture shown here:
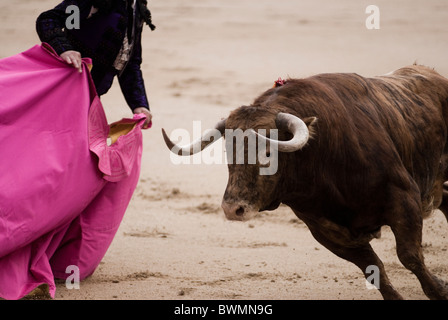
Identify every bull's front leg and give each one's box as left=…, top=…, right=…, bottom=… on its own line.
left=300, top=218, right=403, bottom=300
left=438, top=186, right=448, bottom=222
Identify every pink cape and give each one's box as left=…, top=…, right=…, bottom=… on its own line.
left=0, top=44, right=145, bottom=299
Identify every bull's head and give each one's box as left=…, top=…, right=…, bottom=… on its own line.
left=162, top=107, right=316, bottom=221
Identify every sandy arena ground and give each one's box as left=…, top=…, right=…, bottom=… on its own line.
left=1, top=0, right=448, bottom=300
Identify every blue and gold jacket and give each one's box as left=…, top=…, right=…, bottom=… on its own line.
left=36, top=0, right=154, bottom=111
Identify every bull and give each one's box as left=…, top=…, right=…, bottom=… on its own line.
left=162, top=65, right=448, bottom=300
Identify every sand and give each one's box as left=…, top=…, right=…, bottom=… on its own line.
left=1, top=0, right=448, bottom=300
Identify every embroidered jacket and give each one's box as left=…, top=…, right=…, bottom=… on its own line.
left=36, top=0, right=150, bottom=111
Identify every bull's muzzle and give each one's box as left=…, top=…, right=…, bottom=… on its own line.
left=221, top=200, right=256, bottom=221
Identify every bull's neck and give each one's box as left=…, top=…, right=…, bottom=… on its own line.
left=277, top=153, right=318, bottom=210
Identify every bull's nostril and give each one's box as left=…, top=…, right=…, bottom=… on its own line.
left=236, top=206, right=245, bottom=216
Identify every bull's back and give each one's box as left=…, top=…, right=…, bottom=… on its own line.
left=264, top=66, right=448, bottom=198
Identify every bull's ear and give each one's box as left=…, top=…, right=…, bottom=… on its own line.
left=303, top=117, right=318, bottom=138
left=303, top=117, right=317, bottom=126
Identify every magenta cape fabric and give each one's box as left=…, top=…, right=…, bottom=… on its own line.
left=0, top=44, right=145, bottom=299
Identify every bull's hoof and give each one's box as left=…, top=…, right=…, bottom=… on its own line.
left=426, top=277, right=448, bottom=300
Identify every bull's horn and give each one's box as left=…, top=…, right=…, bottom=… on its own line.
left=255, top=113, right=313, bottom=152
left=162, top=119, right=226, bottom=156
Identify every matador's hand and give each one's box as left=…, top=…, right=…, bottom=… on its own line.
left=60, top=50, right=83, bottom=73
left=133, top=107, right=153, bottom=129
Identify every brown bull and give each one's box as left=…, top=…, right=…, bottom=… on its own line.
left=163, top=65, right=448, bottom=299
